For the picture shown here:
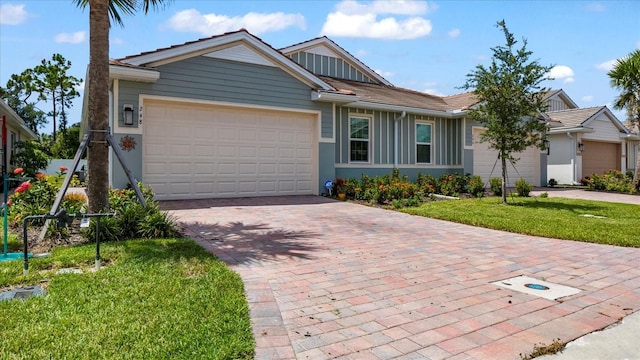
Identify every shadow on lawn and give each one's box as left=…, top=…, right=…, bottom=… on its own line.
left=177, top=221, right=321, bottom=265
left=511, top=198, right=609, bottom=214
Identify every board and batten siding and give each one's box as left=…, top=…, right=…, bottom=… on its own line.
left=116, top=56, right=334, bottom=139
left=288, top=51, right=377, bottom=83
left=335, top=106, right=463, bottom=166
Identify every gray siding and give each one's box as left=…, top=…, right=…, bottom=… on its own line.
left=111, top=133, right=143, bottom=189
left=336, top=167, right=463, bottom=182
left=288, top=51, right=377, bottom=83
left=335, top=106, right=463, bottom=166
left=117, top=57, right=333, bottom=137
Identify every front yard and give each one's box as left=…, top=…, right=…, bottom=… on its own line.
left=0, top=239, right=254, bottom=359
left=402, top=197, right=640, bottom=247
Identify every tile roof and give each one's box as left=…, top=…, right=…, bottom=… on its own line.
left=546, top=107, right=604, bottom=127
left=443, top=92, right=478, bottom=110
left=115, top=29, right=250, bottom=62
left=319, top=76, right=451, bottom=111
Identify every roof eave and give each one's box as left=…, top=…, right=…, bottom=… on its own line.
left=620, top=133, right=640, bottom=141
left=347, top=101, right=456, bottom=117
left=109, top=65, right=160, bottom=82
left=548, top=126, right=595, bottom=134
left=0, top=100, right=38, bottom=139
left=311, top=91, right=360, bottom=104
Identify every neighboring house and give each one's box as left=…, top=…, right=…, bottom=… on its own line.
left=547, top=105, right=640, bottom=184
left=441, top=92, right=547, bottom=187
left=0, top=98, right=38, bottom=171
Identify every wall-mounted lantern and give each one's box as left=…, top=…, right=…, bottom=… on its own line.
left=123, top=104, right=134, bottom=126
left=577, top=142, right=584, bottom=152
left=543, top=139, right=550, bottom=155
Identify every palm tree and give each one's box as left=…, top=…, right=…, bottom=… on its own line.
left=73, top=0, right=172, bottom=212
left=608, top=50, right=640, bottom=185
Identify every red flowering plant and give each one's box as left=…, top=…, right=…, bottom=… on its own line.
left=7, top=173, right=57, bottom=225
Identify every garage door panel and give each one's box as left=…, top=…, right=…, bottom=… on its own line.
left=260, top=130, right=277, bottom=141
left=143, top=101, right=316, bottom=199
left=217, top=163, right=236, bottom=174
left=582, top=141, right=619, bottom=176
left=218, top=146, right=237, bottom=157
left=238, top=146, right=257, bottom=157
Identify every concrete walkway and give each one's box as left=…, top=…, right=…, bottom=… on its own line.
left=530, top=187, right=639, bottom=205
left=164, top=193, right=640, bottom=359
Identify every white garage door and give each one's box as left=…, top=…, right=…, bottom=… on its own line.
left=472, top=128, right=540, bottom=187
left=143, top=100, right=317, bottom=200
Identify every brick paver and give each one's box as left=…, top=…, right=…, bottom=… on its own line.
left=164, top=195, right=640, bottom=359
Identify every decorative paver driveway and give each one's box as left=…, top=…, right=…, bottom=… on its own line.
left=163, top=196, right=640, bottom=359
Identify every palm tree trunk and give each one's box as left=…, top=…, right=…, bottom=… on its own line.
left=87, top=0, right=110, bottom=212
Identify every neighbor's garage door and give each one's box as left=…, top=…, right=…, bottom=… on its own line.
left=143, top=100, right=316, bottom=200
left=582, top=141, right=620, bottom=176
left=472, top=128, right=540, bottom=187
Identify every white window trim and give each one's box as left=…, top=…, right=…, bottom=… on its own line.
left=416, top=121, right=434, bottom=164
left=349, top=114, right=372, bottom=164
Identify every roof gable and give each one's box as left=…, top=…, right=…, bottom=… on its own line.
left=544, top=89, right=578, bottom=110
left=115, top=30, right=332, bottom=90
left=547, top=106, right=628, bottom=133
left=280, top=37, right=392, bottom=86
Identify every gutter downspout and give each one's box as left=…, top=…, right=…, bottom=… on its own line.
left=394, top=111, right=407, bottom=167
left=567, top=132, right=577, bottom=185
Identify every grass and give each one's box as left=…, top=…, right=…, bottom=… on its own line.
left=0, top=239, right=254, bottom=359
left=402, top=196, right=640, bottom=247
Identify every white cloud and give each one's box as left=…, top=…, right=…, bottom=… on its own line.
left=547, top=65, right=574, bottom=83
left=321, top=0, right=433, bottom=40
left=356, top=49, right=370, bottom=57
left=448, top=28, right=461, bottom=39
left=0, top=3, right=28, bottom=25
left=165, top=9, right=305, bottom=35
left=54, top=31, right=86, bottom=44
left=582, top=95, right=594, bottom=102
left=596, top=59, right=616, bottom=71
left=586, top=3, right=605, bottom=12
left=335, top=0, right=431, bottom=15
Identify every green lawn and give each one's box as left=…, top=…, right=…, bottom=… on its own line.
left=0, top=239, right=254, bottom=359
left=402, top=196, right=640, bottom=247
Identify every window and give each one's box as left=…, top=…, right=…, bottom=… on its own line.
left=416, top=123, right=432, bottom=164
left=350, top=116, right=370, bottom=162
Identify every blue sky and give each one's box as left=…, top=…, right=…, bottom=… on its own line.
left=1, top=0, right=639, bottom=135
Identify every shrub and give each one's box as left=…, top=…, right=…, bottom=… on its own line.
left=416, top=173, right=437, bottom=195
left=489, top=177, right=502, bottom=196
left=11, top=140, right=50, bottom=177
left=584, top=170, right=636, bottom=194
left=62, top=192, right=87, bottom=215
left=539, top=192, right=549, bottom=198
left=515, top=178, right=533, bottom=197
left=438, top=173, right=467, bottom=197
left=466, top=175, right=485, bottom=198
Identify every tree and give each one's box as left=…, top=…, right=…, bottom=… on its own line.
left=72, top=0, right=172, bottom=212
left=461, top=20, right=552, bottom=204
left=0, top=69, right=47, bottom=134
left=608, top=49, right=640, bottom=186
left=11, top=140, right=50, bottom=177
left=34, top=54, right=81, bottom=141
